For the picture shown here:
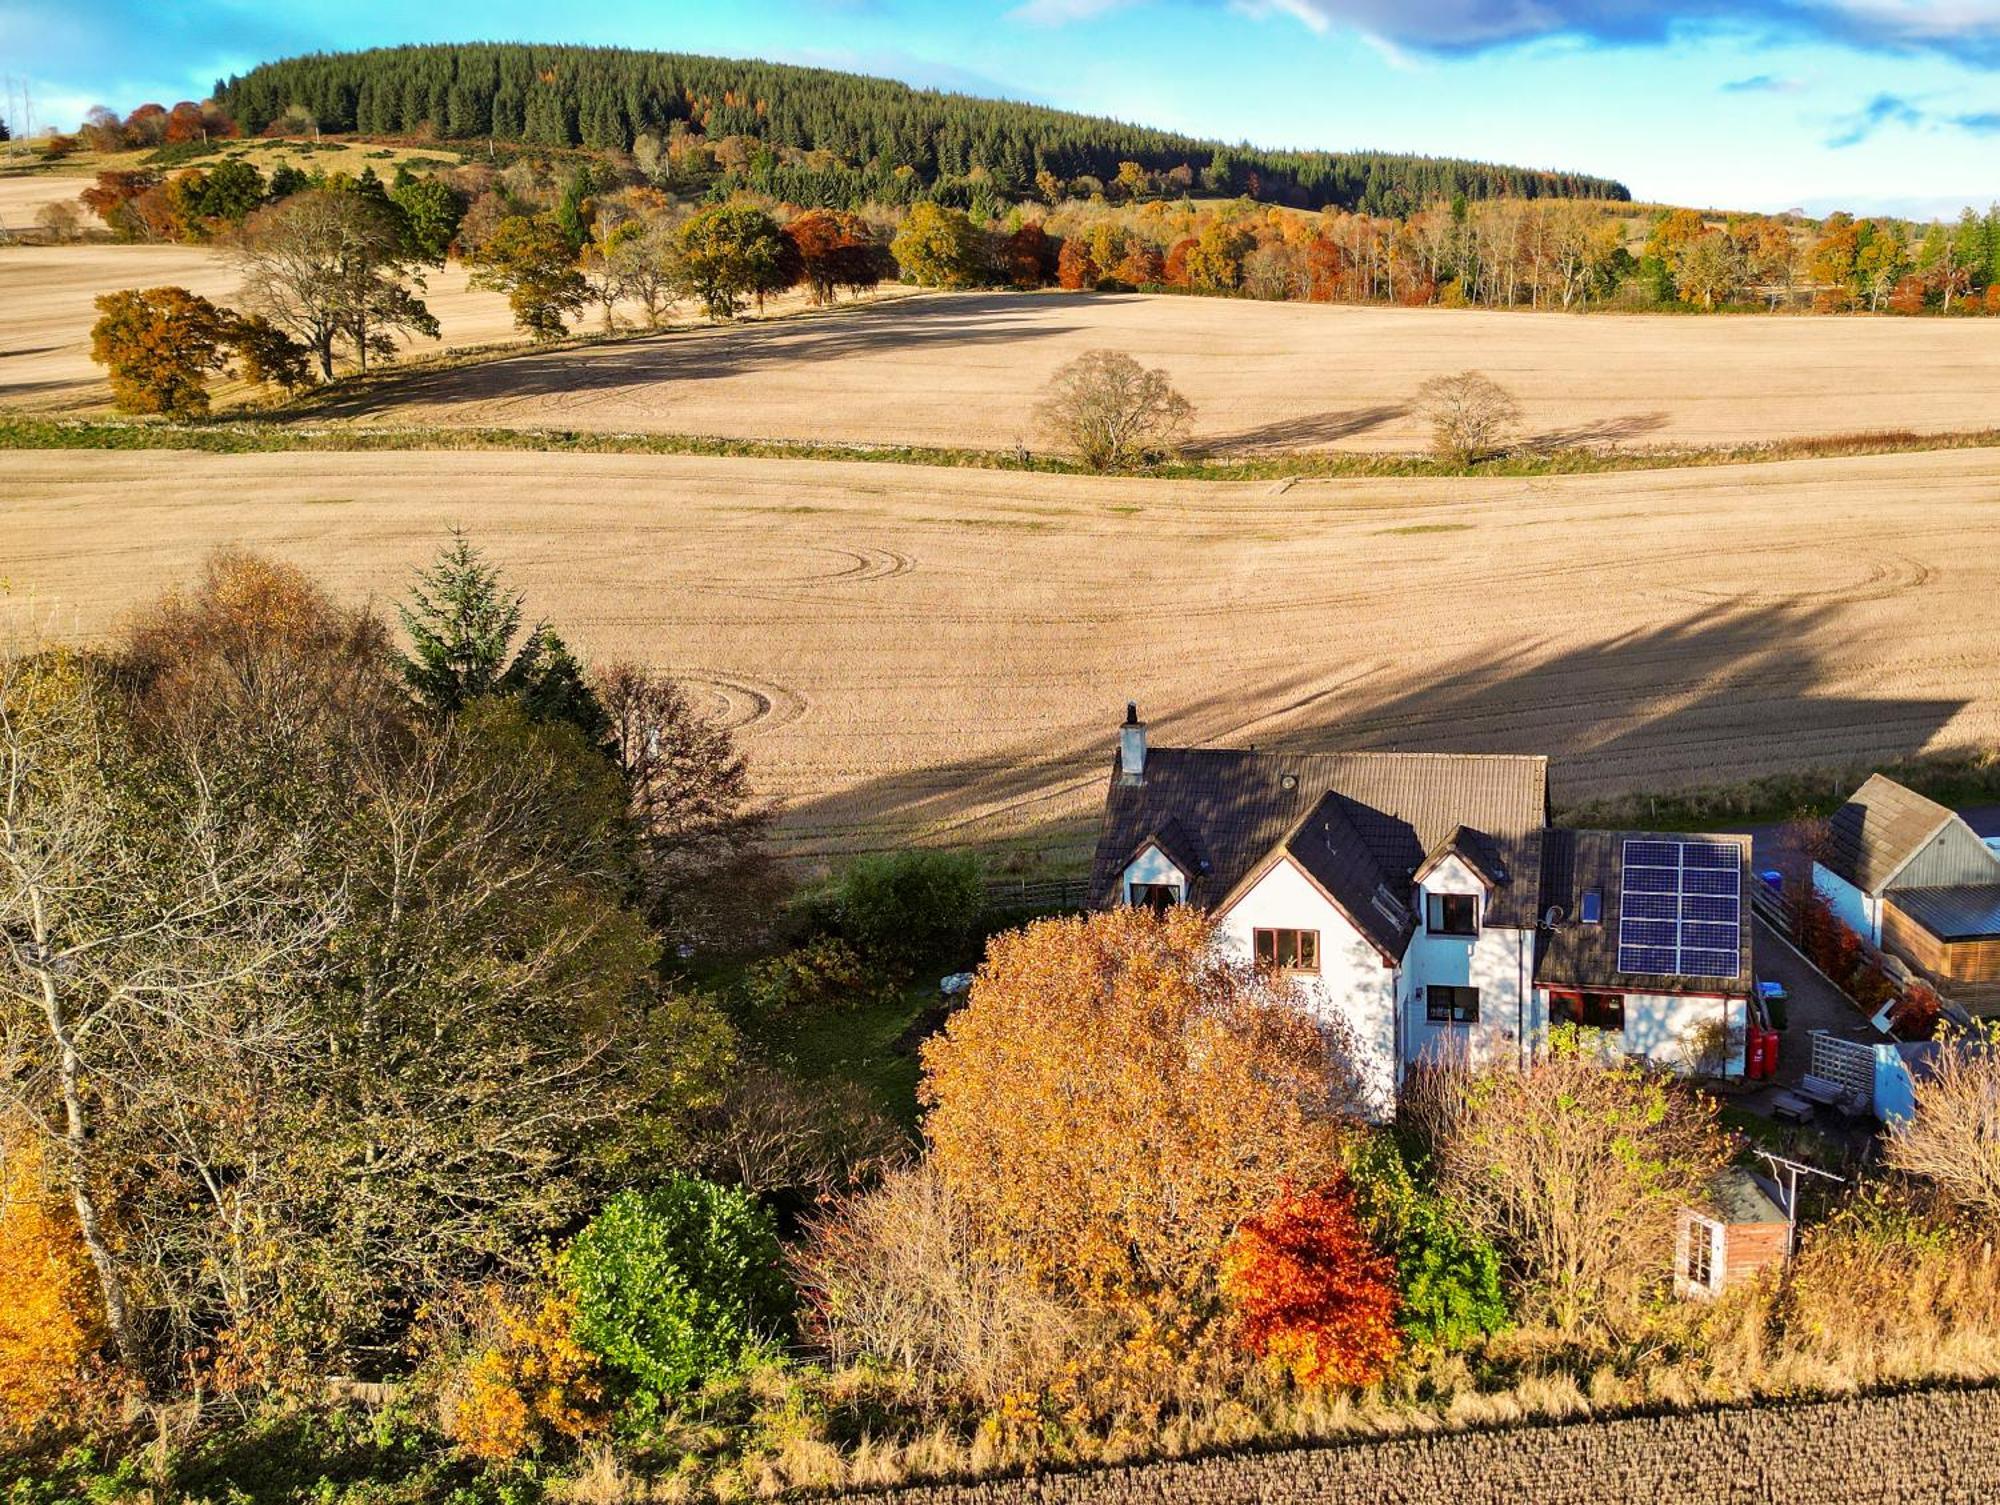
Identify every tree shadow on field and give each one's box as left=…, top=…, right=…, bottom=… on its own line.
left=766, top=599, right=1965, bottom=871
left=1196, top=404, right=1407, bottom=456
left=1520, top=412, right=1671, bottom=453
left=294, top=293, right=1090, bottom=422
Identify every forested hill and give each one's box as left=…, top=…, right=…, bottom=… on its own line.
left=215, top=44, right=1630, bottom=214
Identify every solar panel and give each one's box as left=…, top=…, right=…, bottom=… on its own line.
left=1617, top=839, right=1741, bottom=979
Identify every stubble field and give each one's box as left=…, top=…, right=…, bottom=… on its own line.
left=296, top=289, right=2000, bottom=455
left=7, top=444, right=1999, bottom=868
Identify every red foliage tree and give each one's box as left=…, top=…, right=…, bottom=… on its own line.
left=781, top=209, right=890, bottom=304
left=1055, top=237, right=1097, bottom=291
left=1162, top=236, right=1197, bottom=287
left=999, top=222, right=1053, bottom=288
left=1219, top=1177, right=1401, bottom=1389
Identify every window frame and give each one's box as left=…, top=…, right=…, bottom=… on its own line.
left=1128, top=881, right=1183, bottom=912
left=1426, top=891, right=1480, bottom=937
left=1552, top=990, right=1626, bottom=1033
left=1682, top=1213, right=1723, bottom=1296
left=1424, top=984, right=1481, bottom=1025
left=1254, top=927, right=1321, bottom=974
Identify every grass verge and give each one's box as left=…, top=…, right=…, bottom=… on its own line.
left=7, top=409, right=2000, bottom=484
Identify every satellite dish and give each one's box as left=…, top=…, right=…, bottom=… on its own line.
left=1543, top=905, right=1567, bottom=928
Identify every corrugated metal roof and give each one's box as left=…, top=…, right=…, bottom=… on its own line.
left=1824, top=774, right=1956, bottom=895
left=1888, top=885, right=2000, bottom=942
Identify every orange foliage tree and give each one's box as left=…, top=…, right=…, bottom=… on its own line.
left=1219, top=1178, right=1401, bottom=1389
left=920, top=907, right=1356, bottom=1343
left=0, top=1140, right=106, bottom=1440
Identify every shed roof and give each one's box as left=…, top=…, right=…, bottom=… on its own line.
left=1887, top=885, right=2000, bottom=942
left=1823, top=774, right=1956, bottom=896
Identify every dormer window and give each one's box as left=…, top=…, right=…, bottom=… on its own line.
left=1426, top=892, right=1478, bottom=936
left=1130, top=882, right=1182, bottom=912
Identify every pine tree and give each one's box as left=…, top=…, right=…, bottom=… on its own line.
left=398, top=533, right=530, bottom=713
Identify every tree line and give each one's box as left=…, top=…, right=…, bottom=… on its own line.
left=206, top=43, right=1628, bottom=215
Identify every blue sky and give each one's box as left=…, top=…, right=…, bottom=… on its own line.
left=2, top=0, right=1996, bottom=217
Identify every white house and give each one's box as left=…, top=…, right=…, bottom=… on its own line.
left=1088, top=707, right=1754, bottom=1117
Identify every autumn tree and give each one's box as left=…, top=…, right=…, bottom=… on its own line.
left=782, top=209, right=893, bottom=304
left=88, top=286, right=236, bottom=416
left=920, top=907, right=1357, bottom=1346
left=237, top=187, right=439, bottom=379
left=1409, top=1036, right=1733, bottom=1330
left=1412, top=369, right=1520, bottom=464
left=0, top=1138, right=108, bottom=1441
left=672, top=203, right=791, bottom=320
left=1219, top=1178, right=1402, bottom=1388
left=603, top=216, right=679, bottom=328
left=1034, top=348, right=1195, bottom=471
left=469, top=213, right=590, bottom=339
left=890, top=201, right=985, bottom=288
left=1181, top=220, right=1255, bottom=291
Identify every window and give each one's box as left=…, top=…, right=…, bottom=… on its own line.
left=1552, top=991, right=1626, bottom=1033
left=1129, top=882, right=1181, bottom=912
left=1579, top=889, right=1604, bottom=925
left=1426, top=892, right=1478, bottom=936
left=1681, top=1214, right=1723, bottom=1297
left=1425, top=985, right=1480, bottom=1024
left=1254, top=928, right=1320, bottom=973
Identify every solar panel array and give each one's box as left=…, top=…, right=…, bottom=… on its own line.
left=1617, top=839, right=1741, bottom=979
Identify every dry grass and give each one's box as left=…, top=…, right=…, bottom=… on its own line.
left=7, top=443, right=2000, bottom=869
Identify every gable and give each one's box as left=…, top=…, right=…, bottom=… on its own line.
left=1419, top=853, right=1486, bottom=896
left=1824, top=775, right=1954, bottom=895
left=1885, top=819, right=2000, bottom=893
left=1216, top=855, right=1388, bottom=962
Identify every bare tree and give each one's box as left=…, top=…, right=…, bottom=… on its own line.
left=236, top=189, right=438, bottom=381
left=1034, top=349, right=1195, bottom=472
left=34, top=200, right=82, bottom=244
left=0, top=650, right=332, bottom=1382
left=1412, top=369, right=1521, bottom=464
left=1884, top=1030, right=2000, bottom=1229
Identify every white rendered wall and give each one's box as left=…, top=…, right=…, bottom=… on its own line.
left=1813, top=862, right=1880, bottom=945
left=1214, top=858, right=1399, bottom=1119
left=1122, top=843, right=1187, bottom=904
left=1403, top=854, right=1529, bottom=1073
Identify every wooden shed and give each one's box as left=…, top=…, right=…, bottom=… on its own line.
left=1675, top=1169, right=1790, bottom=1299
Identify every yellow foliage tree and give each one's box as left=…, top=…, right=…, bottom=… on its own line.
left=920, top=907, right=1356, bottom=1345
left=0, top=1140, right=105, bottom=1439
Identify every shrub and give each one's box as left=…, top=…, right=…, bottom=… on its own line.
left=1410, top=1033, right=1733, bottom=1331
left=696, top=1065, right=909, bottom=1205
left=832, top=849, right=985, bottom=974
left=741, top=935, right=876, bottom=1015
left=444, top=1284, right=606, bottom=1463
left=561, top=1180, right=792, bottom=1406
left=1219, top=1178, right=1402, bottom=1389
left=1346, top=1134, right=1508, bottom=1352
left=1034, top=349, right=1195, bottom=471
left=1412, top=370, right=1520, bottom=464
left=1884, top=1026, right=2000, bottom=1228
left=0, top=1141, right=107, bottom=1443
left=794, top=1161, right=1084, bottom=1406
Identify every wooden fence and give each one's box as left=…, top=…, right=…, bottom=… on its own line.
left=982, top=876, right=1091, bottom=914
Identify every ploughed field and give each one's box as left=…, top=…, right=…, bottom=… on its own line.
left=8, top=445, right=1999, bottom=868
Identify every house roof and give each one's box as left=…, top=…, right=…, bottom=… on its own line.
left=1086, top=747, right=1548, bottom=931
left=1124, top=816, right=1210, bottom=888
left=1887, top=885, right=2000, bottom=942
left=1415, top=824, right=1512, bottom=889
left=1536, top=829, right=1755, bottom=998
left=1823, top=774, right=1956, bottom=896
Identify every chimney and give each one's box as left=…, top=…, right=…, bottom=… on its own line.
left=1119, top=702, right=1147, bottom=785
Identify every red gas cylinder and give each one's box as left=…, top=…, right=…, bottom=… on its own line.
left=1762, top=1029, right=1780, bottom=1079
left=1745, top=1029, right=1767, bottom=1079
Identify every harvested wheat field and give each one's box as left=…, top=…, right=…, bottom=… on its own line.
left=304, top=290, right=2000, bottom=455
left=0, top=244, right=527, bottom=410
left=8, top=444, right=2000, bottom=867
